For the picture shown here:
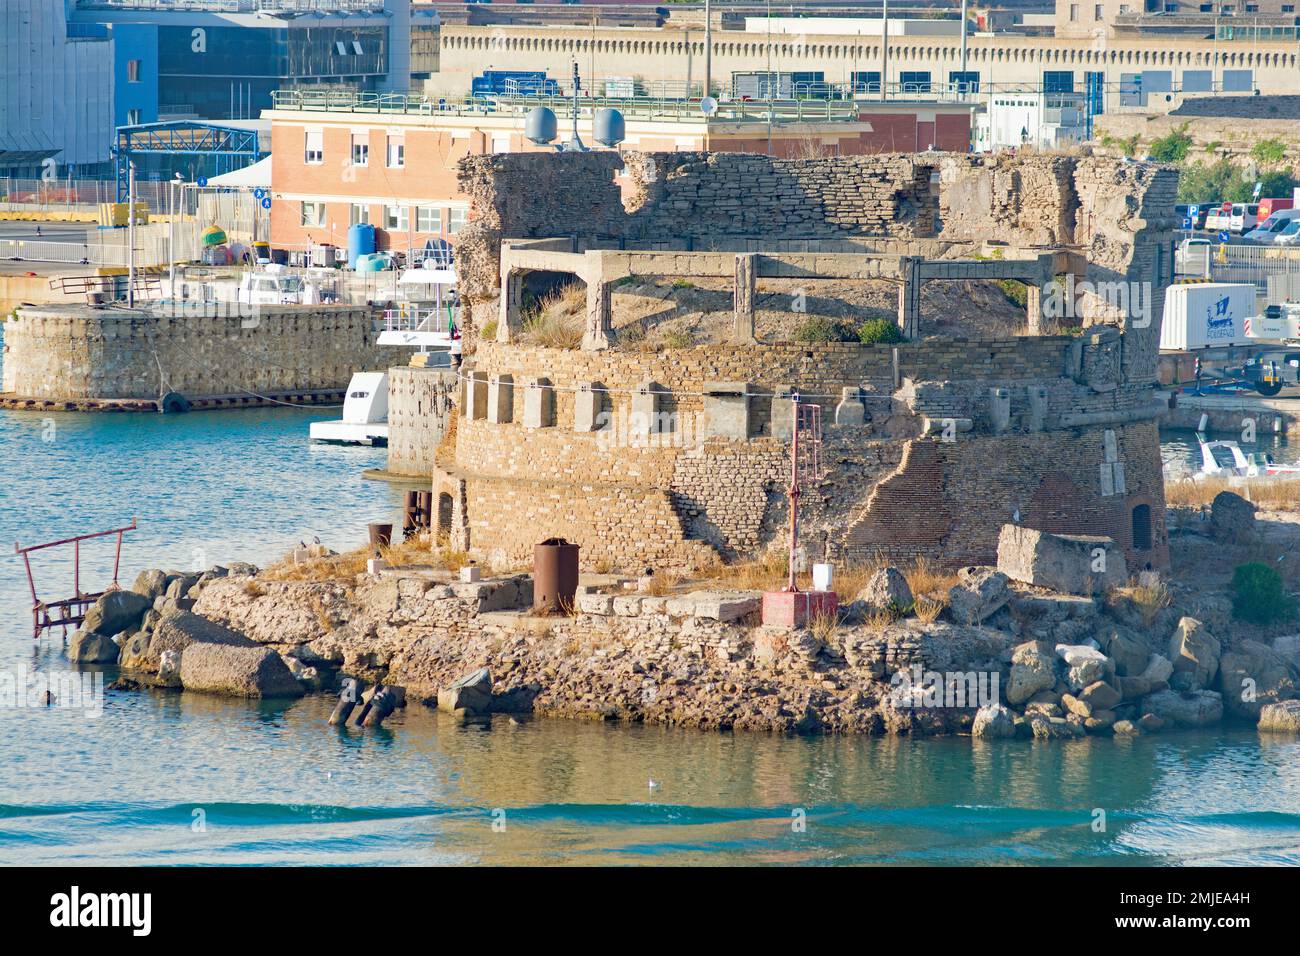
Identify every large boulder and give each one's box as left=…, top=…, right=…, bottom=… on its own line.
left=1007, top=641, right=1057, bottom=705
left=68, top=630, right=120, bottom=664
left=1209, top=491, right=1256, bottom=544
left=1217, top=639, right=1295, bottom=721
left=1079, top=680, right=1122, bottom=712
left=1168, top=617, right=1221, bottom=691
left=971, top=704, right=1016, bottom=738
left=947, top=567, right=1009, bottom=625
left=855, top=567, right=913, bottom=612
left=1258, top=700, right=1300, bottom=733
left=82, top=589, right=151, bottom=637
left=1056, top=643, right=1110, bottom=691
left=131, top=569, right=169, bottom=602
left=179, top=643, right=304, bottom=698
left=1141, top=689, right=1225, bottom=728
left=997, top=525, right=1127, bottom=596
left=1271, top=634, right=1300, bottom=670
left=438, top=667, right=493, bottom=714
left=120, top=611, right=256, bottom=673
left=1097, top=625, right=1152, bottom=677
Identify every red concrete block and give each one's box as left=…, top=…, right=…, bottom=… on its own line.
left=761, top=590, right=838, bottom=629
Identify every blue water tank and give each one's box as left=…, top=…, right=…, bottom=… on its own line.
left=348, top=223, right=376, bottom=264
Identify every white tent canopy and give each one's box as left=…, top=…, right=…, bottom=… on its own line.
left=204, top=156, right=272, bottom=189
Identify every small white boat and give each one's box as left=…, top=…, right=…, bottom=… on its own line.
left=1192, top=431, right=1300, bottom=481
left=310, top=371, right=389, bottom=446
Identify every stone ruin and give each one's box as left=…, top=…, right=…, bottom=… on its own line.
left=429, top=150, right=1179, bottom=576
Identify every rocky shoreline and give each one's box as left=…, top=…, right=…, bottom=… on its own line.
left=64, top=501, right=1300, bottom=741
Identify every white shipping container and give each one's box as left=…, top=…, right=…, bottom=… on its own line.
left=1159, top=283, right=1258, bottom=350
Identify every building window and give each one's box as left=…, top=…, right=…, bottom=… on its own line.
left=1132, top=503, right=1152, bottom=551
left=383, top=205, right=409, bottom=231
left=300, top=201, right=326, bottom=227
left=949, top=71, right=980, bottom=93
left=899, top=71, right=931, bottom=92
left=1044, top=70, right=1075, bottom=93
left=350, top=204, right=370, bottom=226
left=126, top=109, right=141, bottom=125
left=1094, top=3, right=1103, bottom=17
left=447, top=207, right=467, bottom=234
left=350, top=134, right=368, bottom=167
left=1283, top=4, right=1295, bottom=11
left=1069, top=3, right=1079, bottom=20
left=1200, top=3, right=1213, bottom=9
left=386, top=136, right=405, bottom=168
left=304, top=130, right=323, bottom=165
left=127, top=60, right=141, bottom=83
left=416, top=206, right=439, bottom=232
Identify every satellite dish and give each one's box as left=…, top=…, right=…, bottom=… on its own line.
left=700, top=96, right=718, bottom=117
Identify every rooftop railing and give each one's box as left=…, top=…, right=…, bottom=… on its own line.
left=78, top=0, right=385, bottom=13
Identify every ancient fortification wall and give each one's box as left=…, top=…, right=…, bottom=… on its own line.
left=385, top=365, right=457, bottom=477
left=436, top=150, right=1178, bottom=575
left=1, top=304, right=398, bottom=404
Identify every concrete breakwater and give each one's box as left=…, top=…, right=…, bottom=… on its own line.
left=1, top=303, right=403, bottom=409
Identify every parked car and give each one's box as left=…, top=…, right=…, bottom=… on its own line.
left=1205, top=202, right=1232, bottom=232
left=1244, top=208, right=1300, bottom=243
left=1275, top=220, right=1300, bottom=246
left=1228, top=202, right=1261, bottom=234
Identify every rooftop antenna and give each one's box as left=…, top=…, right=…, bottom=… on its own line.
left=563, top=62, right=587, bottom=152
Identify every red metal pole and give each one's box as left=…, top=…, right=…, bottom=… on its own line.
left=788, top=396, right=800, bottom=592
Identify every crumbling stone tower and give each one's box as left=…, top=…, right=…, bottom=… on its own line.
left=436, top=151, right=1177, bottom=574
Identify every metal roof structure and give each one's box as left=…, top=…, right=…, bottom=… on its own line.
left=113, top=120, right=270, bottom=199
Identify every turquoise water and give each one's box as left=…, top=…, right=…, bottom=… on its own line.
left=3, top=344, right=1300, bottom=864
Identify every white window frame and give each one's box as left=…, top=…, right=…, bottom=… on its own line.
left=351, top=134, right=369, bottom=167
left=383, top=205, right=409, bottom=231
left=447, top=207, right=467, bottom=234
left=305, top=130, right=324, bottom=165
left=300, top=201, right=327, bottom=228
left=386, top=136, right=405, bottom=169
left=416, top=206, right=439, bottom=232
left=350, top=203, right=370, bottom=226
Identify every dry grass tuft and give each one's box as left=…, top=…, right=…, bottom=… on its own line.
left=696, top=552, right=789, bottom=592
left=860, top=609, right=897, bottom=633
left=1164, top=476, right=1300, bottom=511
left=903, top=557, right=960, bottom=599
left=913, top=596, right=947, bottom=625
left=1113, top=577, right=1172, bottom=628
left=808, top=608, right=841, bottom=643
left=644, top=570, right=684, bottom=597
left=520, top=284, right=585, bottom=349
left=261, top=536, right=459, bottom=583
left=242, top=579, right=266, bottom=598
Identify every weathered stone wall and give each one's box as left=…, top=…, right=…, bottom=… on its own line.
left=1096, top=111, right=1300, bottom=166
left=385, top=365, right=457, bottom=477
left=621, top=152, right=939, bottom=241
left=2, top=303, right=400, bottom=402
left=435, top=337, right=1169, bottom=572
left=434, top=150, right=1177, bottom=575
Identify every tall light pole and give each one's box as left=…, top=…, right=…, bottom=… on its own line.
left=127, top=161, right=136, bottom=308
left=881, top=0, right=889, bottom=102
left=704, top=0, right=712, bottom=99
left=169, top=172, right=183, bottom=293
left=960, top=0, right=968, bottom=93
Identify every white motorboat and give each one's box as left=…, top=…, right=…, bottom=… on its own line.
left=1191, top=431, right=1300, bottom=481
left=310, top=371, right=390, bottom=446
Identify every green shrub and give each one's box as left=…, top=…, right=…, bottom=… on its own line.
left=661, top=329, right=695, bottom=349
left=1250, top=139, right=1288, bottom=166
left=478, top=319, right=498, bottom=340
left=793, top=315, right=855, bottom=344
left=995, top=279, right=1028, bottom=309
left=857, top=317, right=906, bottom=344
left=1149, top=125, right=1193, bottom=164
left=1231, top=561, right=1297, bottom=624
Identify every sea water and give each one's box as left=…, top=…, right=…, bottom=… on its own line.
left=2, top=335, right=1300, bottom=864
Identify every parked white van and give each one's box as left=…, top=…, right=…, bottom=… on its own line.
left=1228, top=202, right=1261, bottom=234
left=1244, top=208, right=1300, bottom=243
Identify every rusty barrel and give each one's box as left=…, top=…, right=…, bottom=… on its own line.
left=368, top=522, right=393, bottom=550
left=533, top=538, right=580, bottom=613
